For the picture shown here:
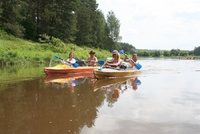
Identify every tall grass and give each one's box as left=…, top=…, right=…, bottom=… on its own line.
left=0, top=32, right=111, bottom=65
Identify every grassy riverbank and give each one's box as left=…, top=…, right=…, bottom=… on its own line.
left=1, top=31, right=199, bottom=65
left=0, top=32, right=111, bottom=65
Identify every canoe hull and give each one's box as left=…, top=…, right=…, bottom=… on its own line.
left=93, top=68, right=140, bottom=79
left=44, top=65, right=98, bottom=75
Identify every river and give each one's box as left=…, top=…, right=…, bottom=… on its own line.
left=0, top=58, right=200, bottom=134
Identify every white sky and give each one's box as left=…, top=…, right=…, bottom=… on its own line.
left=97, top=0, right=200, bottom=50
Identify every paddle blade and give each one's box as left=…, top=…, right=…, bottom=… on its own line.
left=119, top=50, right=124, bottom=54
left=98, top=60, right=104, bottom=65
left=135, top=79, right=141, bottom=85
left=135, top=63, right=142, bottom=70
left=98, top=66, right=103, bottom=70
left=54, top=55, right=59, bottom=59
left=72, top=63, right=79, bottom=68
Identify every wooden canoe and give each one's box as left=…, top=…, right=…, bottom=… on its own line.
left=44, top=64, right=98, bottom=75
left=93, top=68, right=141, bottom=79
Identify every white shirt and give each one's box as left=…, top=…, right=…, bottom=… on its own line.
left=66, top=58, right=76, bottom=64
left=61, top=58, right=76, bottom=66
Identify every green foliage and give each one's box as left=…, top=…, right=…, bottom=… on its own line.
left=0, top=34, right=114, bottom=65
left=151, top=50, right=161, bottom=57
left=1, top=0, right=27, bottom=37
left=179, top=51, right=188, bottom=56
left=170, top=49, right=180, bottom=56
left=21, top=18, right=36, bottom=40
left=194, top=46, right=200, bottom=56
left=106, top=11, right=120, bottom=50
left=163, top=50, right=170, bottom=56
left=75, top=0, right=99, bottom=46
left=137, top=50, right=151, bottom=57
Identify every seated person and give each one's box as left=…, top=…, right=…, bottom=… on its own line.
left=104, top=50, right=122, bottom=68
left=124, top=53, right=139, bottom=69
left=61, top=52, right=76, bottom=66
left=86, top=51, right=98, bottom=66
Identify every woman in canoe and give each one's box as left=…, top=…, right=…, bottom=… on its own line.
left=61, top=52, right=76, bottom=66
left=86, top=51, right=98, bottom=66
left=124, top=53, right=139, bottom=68
left=104, top=50, right=122, bottom=68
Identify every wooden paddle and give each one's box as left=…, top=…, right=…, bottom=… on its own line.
left=119, top=50, right=142, bottom=70
left=54, top=55, right=79, bottom=68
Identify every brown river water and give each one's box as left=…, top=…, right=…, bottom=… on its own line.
left=0, top=58, right=200, bottom=134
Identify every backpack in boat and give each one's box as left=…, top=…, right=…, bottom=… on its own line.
left=120, top=62, right=129, bottom=69
left=76, top=59, right=86, bottom=66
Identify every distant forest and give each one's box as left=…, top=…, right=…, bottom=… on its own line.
left=0, top=0, right=200, bottom=56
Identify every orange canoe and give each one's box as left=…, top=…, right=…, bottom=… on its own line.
left=44, top=64, right=98, bottom=75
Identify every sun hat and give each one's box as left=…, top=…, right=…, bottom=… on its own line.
left=112, top=50, right=118, bottom=54
left=89, top=51, right=95, bottom=54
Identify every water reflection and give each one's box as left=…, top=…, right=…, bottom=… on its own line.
left=94, top=76, right=142, bottom=107
left=0, top=73, right=106, bottom=134
left=1, top=59, right=199, bottom=134
left=44, top=73, right=94, bottom=93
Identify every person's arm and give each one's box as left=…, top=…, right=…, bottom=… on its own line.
left=124, top=54, right=130, bottom=62
left=109, top=60, right=122, bottom=67
left=105, top=59, right=113, bottom=65
left=93, top=57, right=98, bottom=64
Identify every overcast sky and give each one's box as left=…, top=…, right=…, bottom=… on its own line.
left=97, top=0, right=200, bottom=50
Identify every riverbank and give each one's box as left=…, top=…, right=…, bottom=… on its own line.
left=0, top=32, right=110, bottom=65
left=1, top=32, right=199, bottom=65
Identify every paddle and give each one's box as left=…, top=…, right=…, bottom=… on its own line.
left=119, top=50, right=142, bottom=70
left=98, top=60, right=104, bottom=65
left=54, top=55, right=79, bottom=68
left=98, top=58, right=112, bottom=70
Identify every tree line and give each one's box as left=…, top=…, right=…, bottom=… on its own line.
left=137, top=48, right=200, bottom=57
left=0, top=0, right=135, bottom=53
left=0, top=0, right=199, bottom=56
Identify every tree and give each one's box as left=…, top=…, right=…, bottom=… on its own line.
left=0, top=1, right=2, bottom=27
left=94, top=10, right=107, bottom=49
left=75, top=0, right=98, bottom=46
left=179, top=50, right=188, bottom=56
left=163, top=50, right=170, bottom=56
left=1, top=0, right=28, bottom=37
left=106, top=11, right=120, bottom=51
left=170, top=49, right=180, bottom=56
left=152, top=50, right=161, bottom=57
left=194, top=46, right=200, bottom=56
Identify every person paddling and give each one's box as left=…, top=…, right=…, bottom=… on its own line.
left=124, top=53, right=139, bottom=69
left=61, top=52, right=76, bottom=66
left=86, top=51, right=98, bottom=66
left=104, top=50, right=122, bottom=68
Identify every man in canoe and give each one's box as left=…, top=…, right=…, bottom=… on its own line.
left=61, top=52, right=76, bottom=66
left=104, top=50, right=122, bottom=68
left=86, top=51, right=98, bottom=66
left=124, top=53, right=139, bottom=69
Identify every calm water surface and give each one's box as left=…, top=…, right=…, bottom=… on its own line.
left=0, top=59, right=200, bottom=134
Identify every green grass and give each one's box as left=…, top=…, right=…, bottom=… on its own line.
left=0, top=32, right=111, bottom=65
left=1, top=31, right=199, bottom=65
